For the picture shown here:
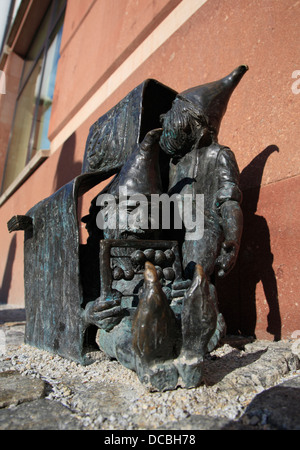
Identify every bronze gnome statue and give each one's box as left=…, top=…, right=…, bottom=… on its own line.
left=8, top=66, right=248, bottom=391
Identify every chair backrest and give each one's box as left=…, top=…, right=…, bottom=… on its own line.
left=81, top=79, right=177, bottom=177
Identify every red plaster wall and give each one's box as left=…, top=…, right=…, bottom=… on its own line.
left=0, top=0, right=299, bottom=340
left=48, top=0, right=181, bottom=139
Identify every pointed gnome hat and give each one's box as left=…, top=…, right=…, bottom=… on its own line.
left=178, top=65, right=248, bottom=135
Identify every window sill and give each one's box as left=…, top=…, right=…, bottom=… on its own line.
left=0, top=149, right=50, bottom=206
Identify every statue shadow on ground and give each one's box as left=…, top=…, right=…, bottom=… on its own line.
left=203, top=348, right=268, bottom=386
left=216, top=145, right=281, bottom=340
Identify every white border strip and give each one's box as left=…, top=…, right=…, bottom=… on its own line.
left=0, top=149, right=50, bottom=206
left=50, top=0, right=207, bottom=153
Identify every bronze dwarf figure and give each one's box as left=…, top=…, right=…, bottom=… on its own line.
left=8, top=67, right=248, bottom=391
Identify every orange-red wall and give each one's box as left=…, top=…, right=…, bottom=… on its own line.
left=0, top=0, right=299, bottom=340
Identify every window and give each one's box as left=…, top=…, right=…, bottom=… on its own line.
left=1, top=0, right=66, bottom=194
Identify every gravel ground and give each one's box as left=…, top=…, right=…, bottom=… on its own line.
left=1, top=305, right=300, bottom=430
left=1, top=330, right=300, bottom=429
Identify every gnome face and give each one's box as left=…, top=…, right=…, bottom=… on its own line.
left=159, top=97, right=207, bottom=158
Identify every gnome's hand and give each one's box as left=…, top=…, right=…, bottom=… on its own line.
left=84, top=295, right=125, bottom=332
left=140, top=128, right=163, bottom=153
left=171, top=278, right=192, bottom=298
left=216, top=240, right=238, bottom=278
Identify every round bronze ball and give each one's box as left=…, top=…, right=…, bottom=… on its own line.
left=164, top=249, right=175, bottom=265
left=154, top=250, right=167, bottom=266
left=124, top=269, right=135, bottom=280
left=154, top=266, right=163, bottom=279
left=144, top=248, right=155, bottom=263
left=163, top=267, right=175, bottom=281
left=131, top=250, right=146, bottom=265
left=112, top=266, right=124, bottom=280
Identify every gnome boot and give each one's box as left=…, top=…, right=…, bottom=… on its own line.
left=207, top=283, right=226, bottom=353
left=174, top=264, right=218, bottom=388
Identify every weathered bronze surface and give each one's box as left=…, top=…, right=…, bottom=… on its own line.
left=8, top=68, right=248, bottom=390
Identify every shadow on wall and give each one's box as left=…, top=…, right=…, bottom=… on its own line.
left=52, top=132, right=82, bottom=192
left=217, top=145, right=281, bottom=341
left=0, top=234, right=16, bottom=304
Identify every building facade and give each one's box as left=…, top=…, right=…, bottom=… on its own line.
left=0, top=0, right=299, bottom=340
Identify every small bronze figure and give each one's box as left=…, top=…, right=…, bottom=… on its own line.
left=8, top=68, right=248, bottom=391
